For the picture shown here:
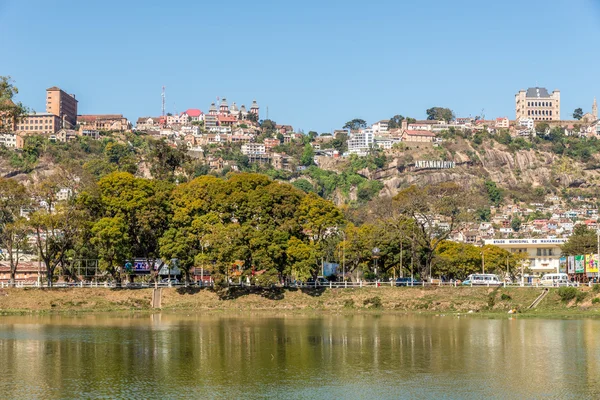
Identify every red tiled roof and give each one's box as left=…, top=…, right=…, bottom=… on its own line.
left=217, top=115, right=237, bottom=123
left=184, top=109, right=203, bottom=117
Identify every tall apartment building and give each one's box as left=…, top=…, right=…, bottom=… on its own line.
left=46, top=86, right=78, bottom=128
left=515, top=87, right=560, bottom=121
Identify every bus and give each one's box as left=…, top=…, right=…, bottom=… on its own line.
left=463, top=274, right=501, bottom=286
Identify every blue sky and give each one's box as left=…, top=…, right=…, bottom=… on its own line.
left=1, top=0, right=600, bottom=132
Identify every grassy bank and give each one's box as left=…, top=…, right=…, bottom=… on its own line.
left=1, top=286, right=600, bottom=316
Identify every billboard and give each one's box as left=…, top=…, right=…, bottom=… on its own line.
left=323, top=262, right=339, bottom=277
left=568, top=256, right=575, bottom=274
left=575, top=255, right=585, bottom=274
left=125, top=259, right=162, bottom=274
left=586, top=254, right=599, bottom=274
left=559, top=257, right=567, bottom=274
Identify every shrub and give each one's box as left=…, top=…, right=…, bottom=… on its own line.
left=500, top=293, right=512, bottom=301
left=343, top=299, right=354, bottom=308
left=363, top=296, right=382, bottom=309
left=557, top=287, right=578, bottom=302
left=487, top=295, right=495, bottom=308
left=592, top=284, right=600, bottom=293
left=576, top=291, right=587, bottom=303
left=592, top=298, right=600, bottom=305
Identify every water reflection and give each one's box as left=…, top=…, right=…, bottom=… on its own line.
left=0, top=314, right=599, bottom=399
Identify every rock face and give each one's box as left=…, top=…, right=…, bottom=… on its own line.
left=375, top=142, right=598, bottom=198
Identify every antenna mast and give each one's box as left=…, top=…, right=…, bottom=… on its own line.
left=161, top=86, right=166, bottom=116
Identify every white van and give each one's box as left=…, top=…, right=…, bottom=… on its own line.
left=466, top=274, right=501, bottom=286
left=540, top=273, right=570, bottom=287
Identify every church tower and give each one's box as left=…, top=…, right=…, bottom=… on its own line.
left=593, top=97, right=597, bottom=119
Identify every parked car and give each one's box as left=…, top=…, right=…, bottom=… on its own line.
left=306, top=276, right=329, bottom=286
left=160, top=278, right=179, bottom=285
left=395, top=277, right=422, bottom=287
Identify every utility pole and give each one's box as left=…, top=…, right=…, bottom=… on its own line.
left=597, top=227, right=599, bottom=282
left=482, top=247, right=485, bottom=274
left=161, top=86, right=166, bottom=117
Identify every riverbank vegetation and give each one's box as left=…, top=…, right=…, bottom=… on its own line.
left=2, top=286, right=600, bottom=316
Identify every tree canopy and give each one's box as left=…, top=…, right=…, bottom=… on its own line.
left=426, top=107, right=454, bottom=122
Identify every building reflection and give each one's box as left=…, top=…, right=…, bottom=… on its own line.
left=0, top=314, right=599, bottom=398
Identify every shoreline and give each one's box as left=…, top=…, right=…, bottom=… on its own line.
left=1, top=286, right=600, bottom=317
left=1, top=285, right=600, bottom=317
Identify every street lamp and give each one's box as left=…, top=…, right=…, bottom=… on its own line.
left=372, top=247, right=380, bottom=280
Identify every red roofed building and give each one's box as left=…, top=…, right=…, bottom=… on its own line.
left=183, top=109, right=203, bottom=121
left=217, top=114, right=237, bottom=126
left=0, top=262, right=41, bottom=283
left=401, top=130, right=436, bottom=142
left=495, top=117, right=510, bottom=129
left=264, top=138, right=281, bottom=151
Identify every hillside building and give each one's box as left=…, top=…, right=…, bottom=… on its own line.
left=46, top=86, right=78, bottom=128
left=515, top=87, right=560, bottom=121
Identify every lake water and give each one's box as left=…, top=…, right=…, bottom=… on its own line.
left=0, top=313, right=599, bottom=399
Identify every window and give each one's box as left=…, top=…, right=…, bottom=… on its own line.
left=537, top=248, right=542, bottom=256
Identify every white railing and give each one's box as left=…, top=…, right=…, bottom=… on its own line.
left=0, top=280, right=593, bottom=289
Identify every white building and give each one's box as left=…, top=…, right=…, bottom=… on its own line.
left=0, top=133, right=18, bottom=148
left=241, top=143, right=266, bottom=155
left=371, top=120, right=389, bottom=133
left=484, top=238, right=567, bottom=275
left=518, top=118, right=534, bottom=130
left=374, top=137, right=393, bottom=150
left=347, top=129, right=374, bottom=156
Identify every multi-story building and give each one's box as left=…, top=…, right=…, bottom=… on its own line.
left=77, top=114, right=130, bottom=131
left=136, top=117, right=162, bottom=131
left=495, top=117, right=510, bottom=129
left=515, top=87, right=560, bottom=121
left=484, top=238, right=567, bottom=276
left=0, top=133, right=19, bottom=148
left=401, top=130, right=436, bottom=143
left=264, top=138, right=281, bottom=151
left=241, top=143, right=266, bottom=155
left=518, top=118, right=535, bottom=131
left=347, top=129, right=374, bottom=155
left=371, top=120, right=389, bottom=133
left=46, top=86, right=78, bottom=128
left=15, top=113, right=61, bottom=135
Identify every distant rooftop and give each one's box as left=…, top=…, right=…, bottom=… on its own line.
left=526, top=87, right=551, bottom=98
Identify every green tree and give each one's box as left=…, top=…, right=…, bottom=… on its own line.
left=536, top=122, right=550, bottom=135
left=573, top=108, right=583, bottom=120
left=292, top=179, right=315, bottom=193
left=96, top=172, right=173, bottom=280
left=484, top=179, right=503, bottom=206
left=286, top=236, right=318, bottom=281
left=0, top=76, right=27, bottom=133
left=296, top=192, right=345, bottom=244
left=388, top=115, right=404, bottom=129
left=426, top=107, right=454, bottom=122
left=561, top=225, right=597, bottom=256
left=343, top=119, right=367, bottom=130
left=511, top=217, right=522, bottom=232
left=90, top=217, right=130, bottom=284
left=148, top=139, right=189, bottom=181
left=300, top=143, right=315, bottom=166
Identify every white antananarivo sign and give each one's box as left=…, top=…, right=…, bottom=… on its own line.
left=415, top=160, right=455, bottom=169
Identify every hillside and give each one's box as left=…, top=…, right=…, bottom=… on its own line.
left=318, top=134, right=600, bottom=203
